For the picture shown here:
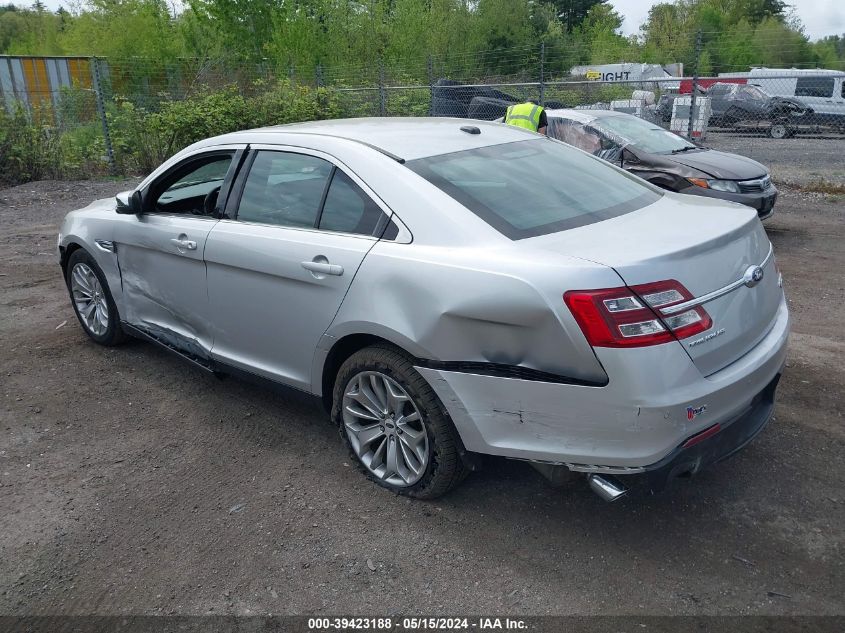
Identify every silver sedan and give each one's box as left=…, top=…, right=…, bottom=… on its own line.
left=58, top=118, right=789, bottom=501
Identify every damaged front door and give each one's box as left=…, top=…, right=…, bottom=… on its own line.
left=114, top=150, right=238, bottom=362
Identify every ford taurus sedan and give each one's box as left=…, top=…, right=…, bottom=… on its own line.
left=58, top=118, right=789, bottom=501
left=546, top=109, right=778, bottom=220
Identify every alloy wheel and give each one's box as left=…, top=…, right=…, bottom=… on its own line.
left=70, top=262, right=109, bottom=337
left=342, top=371, right=429, bottom=487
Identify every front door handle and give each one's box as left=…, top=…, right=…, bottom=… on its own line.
left=171, top=237, right=197, bottom=251
left=301, top=260, right=344, bottom=276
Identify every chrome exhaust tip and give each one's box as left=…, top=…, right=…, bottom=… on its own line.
left=587, top=474, right=628, bottom=502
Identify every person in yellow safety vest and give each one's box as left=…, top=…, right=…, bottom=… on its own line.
left=504, top=101, right=547, bottom=134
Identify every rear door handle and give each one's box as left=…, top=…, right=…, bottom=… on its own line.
left=301, top=260, right=344, bottom=276
left=171, top=238, right=197, bottom=251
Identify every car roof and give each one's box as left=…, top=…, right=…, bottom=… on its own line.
left=220, top=117, right=536, bottom=161
left=749, top=67, right=845, bottom=76
left=543, top=108, right=622, bottom=124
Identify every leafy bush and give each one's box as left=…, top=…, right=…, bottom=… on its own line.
left=58, top=122, right=109, bottom=179
left=0, top=105, right=62, bottom=185
left=251, top=80, right=343, bottom=126
left=0, top=80, right=345, bottom=186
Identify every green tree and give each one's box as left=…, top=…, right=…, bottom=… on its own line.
left=0, top=5, right=64, bottom=54
left=551, top=0, right=607, bottom=33
left=60, top=0, right=186, bottom=60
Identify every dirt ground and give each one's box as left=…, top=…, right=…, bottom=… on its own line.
left=1, top=139, right=843, bottom=617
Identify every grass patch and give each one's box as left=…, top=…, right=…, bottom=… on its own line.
left=780, top=178, right=845, bottom=195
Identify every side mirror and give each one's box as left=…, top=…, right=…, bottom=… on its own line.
left=116, top=190, right=142, bottom=215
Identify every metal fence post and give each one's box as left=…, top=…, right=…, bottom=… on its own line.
left=687, top=30, right=702, bottom=141
left=539, top=41, right=546, bottom=105
left=378, top=58, right=387, bottom=117
left=427, top=55, right=435, bottom=116
left=91, top=57, right=116, bottom=175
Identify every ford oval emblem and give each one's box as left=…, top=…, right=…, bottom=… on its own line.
left=743, top=265, right=765, bottom=288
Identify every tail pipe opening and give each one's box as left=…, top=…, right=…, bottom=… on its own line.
left=587, top=474, right=628, bottom=502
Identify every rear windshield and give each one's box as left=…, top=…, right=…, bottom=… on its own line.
left=407, top=139, right=660, bottom=239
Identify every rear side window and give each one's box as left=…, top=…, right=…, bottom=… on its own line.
left=318, top=170, right=384, bottom=235
left=408, top=139, right=660, bottom=239
left=795, top=77, right=834, bottom=98
left=237, top=151, right=332, bottom=228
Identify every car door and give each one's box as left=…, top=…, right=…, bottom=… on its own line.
left=204, top=146, right=390, bottom=390
left=113, top=148, right=242, bottom=361
left=706, top=84, right=731, bottom=118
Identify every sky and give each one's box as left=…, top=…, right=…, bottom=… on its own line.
left=33, top=0, right=845, bottom=42
left=609, top=0, right=845, bottom=41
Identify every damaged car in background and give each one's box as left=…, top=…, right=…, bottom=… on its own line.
left=546, top=108, right=779, bottom=220
left=58, top=118, right=789, bottom=501
left=705, top=82, right=811, bottom=138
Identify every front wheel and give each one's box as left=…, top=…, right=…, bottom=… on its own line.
left=65, top=249, right=126, bottom=346
left=769, top=123, right=791, bottom=139
left=333, top=344, right=468, bottom=499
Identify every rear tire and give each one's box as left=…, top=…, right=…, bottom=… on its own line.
left=65, top=249, right=127, bottom=346
left=332, top=344, right=468, bottom=499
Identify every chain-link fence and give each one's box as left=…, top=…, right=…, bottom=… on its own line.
left=2, top=38, right=844, bottom=183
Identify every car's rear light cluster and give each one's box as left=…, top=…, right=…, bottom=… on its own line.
left=564, top=280, right=712, bottom=348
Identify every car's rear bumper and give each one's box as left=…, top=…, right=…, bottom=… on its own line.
left=679, top=184, right=778, bottom=220
left=416, top=295, right=789, bottom=471
left=640, top=371, right=779, bottom=490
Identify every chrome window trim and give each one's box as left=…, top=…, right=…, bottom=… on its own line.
left=660, top=243, right=774, bottom=316
left=136, top=143, right=248, bottom=193
left=213, top=217, right=380, bottom=242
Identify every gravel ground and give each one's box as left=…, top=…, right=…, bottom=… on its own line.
left=706, top=133, right=845, bottom=188
left=0, top=139, right=843, bottom=617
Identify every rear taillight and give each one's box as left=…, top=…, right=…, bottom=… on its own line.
left=564, top=280, right=712, bottom=348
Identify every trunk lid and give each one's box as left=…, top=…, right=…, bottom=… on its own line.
left=530, top=192, right=783, bottom=375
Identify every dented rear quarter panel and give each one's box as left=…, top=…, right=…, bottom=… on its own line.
left=325, top=238, right=621, bottom=385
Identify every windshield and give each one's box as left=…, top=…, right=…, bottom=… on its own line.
left=590, top=115, right=695, bottom=155
left=407, top=139, right=660, bottom=239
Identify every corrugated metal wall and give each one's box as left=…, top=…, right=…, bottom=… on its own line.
left=0, top=56, right=94, bottom=112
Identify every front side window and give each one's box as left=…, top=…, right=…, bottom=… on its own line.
left=237, top=151, right=333, bottom=228
left=795, top=77, right=834, bottom=98
left=318, top=170, right=385, bottom=235
left=152, top=154, right=233, bottom=216
left=408, top=139, right=660, bottom=239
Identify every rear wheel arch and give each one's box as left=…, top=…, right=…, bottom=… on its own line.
left=321, top=333, right=406, bottom=414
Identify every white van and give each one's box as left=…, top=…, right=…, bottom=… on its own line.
left=745, top=68, right=845, bottom=127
